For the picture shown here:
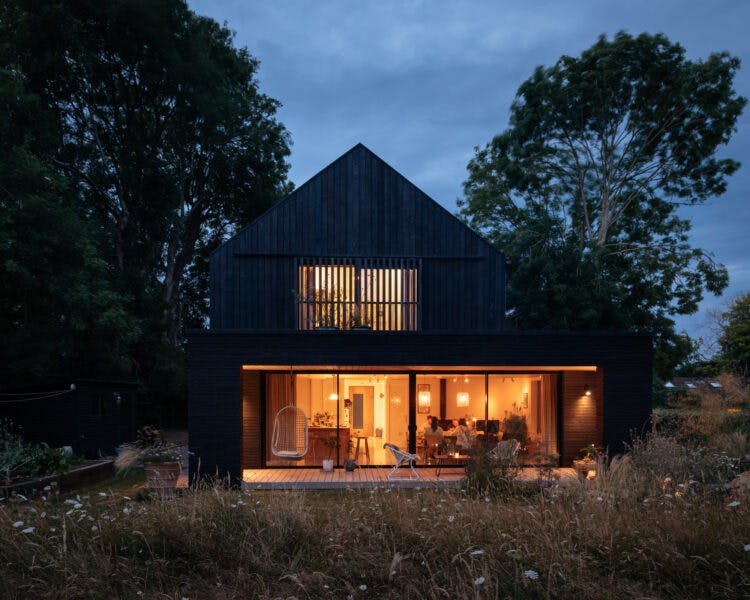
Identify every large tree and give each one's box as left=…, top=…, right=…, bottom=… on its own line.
left=0, top=64, right=139, bottom=385
left=717, top=293, right=750, bottom=379
left=1, top=1, right=291, bottom=411
left=459, top=32, right=746, bottom=377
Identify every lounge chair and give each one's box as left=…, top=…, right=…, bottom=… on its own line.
left=383, top=443, right=420, bottom=480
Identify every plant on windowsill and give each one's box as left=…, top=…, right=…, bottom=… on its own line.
left=293, top=286, right=344, bottom=329
left=348, top=304, right=372, bottom=330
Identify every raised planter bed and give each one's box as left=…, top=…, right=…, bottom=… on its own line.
left=1, top=459, right=115, bottom=498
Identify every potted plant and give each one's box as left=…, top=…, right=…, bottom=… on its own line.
left=573, top=443, right=601, bottom=480
left=115, top=426, right=182, bottom=490
left=293, top=286, right=344, bottom=329
left=501, top=415, right=529, bottom=448
left=348, top=304, right=372, bottom=330
left=312, top=411, right=335, bottom=428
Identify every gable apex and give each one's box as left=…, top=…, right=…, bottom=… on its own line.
left=214, top=144, right=502, bottom=261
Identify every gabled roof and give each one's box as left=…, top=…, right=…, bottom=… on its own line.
left=214, top=143, right=500, bottom=259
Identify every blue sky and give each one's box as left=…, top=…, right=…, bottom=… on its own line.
left=191, top=0, right=749, bottom=351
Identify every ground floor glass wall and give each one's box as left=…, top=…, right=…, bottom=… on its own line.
left=265, top=371, right=559, bottom=467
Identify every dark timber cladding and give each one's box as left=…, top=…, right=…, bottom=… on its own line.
left=187, top=331, right=651, bottom=482
left=209, top=144, right=505, bottom=331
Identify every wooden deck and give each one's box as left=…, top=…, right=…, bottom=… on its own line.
left=242, top=467, right=578, bottom=491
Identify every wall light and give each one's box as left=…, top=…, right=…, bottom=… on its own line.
left=390, top=396, right=401, bottom=405
left=584, top=384, right=592, bottom=397
left=328, top=393, right=339, bottom=401
left=456, top=392, right=469, bottom=407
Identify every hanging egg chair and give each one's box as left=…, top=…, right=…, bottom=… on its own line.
left=271, top=405, right=309, bottom=460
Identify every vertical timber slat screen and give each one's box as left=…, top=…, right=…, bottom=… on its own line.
left=297, top=257, right=419, bottom=330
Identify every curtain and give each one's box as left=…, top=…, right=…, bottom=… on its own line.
left=265, top=373, right=293, bottom=463
left=539, top=374, right=558, bottom=455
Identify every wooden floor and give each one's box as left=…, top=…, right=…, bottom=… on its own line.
left=242, top=467, right=578, bottom=490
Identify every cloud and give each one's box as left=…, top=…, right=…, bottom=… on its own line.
left=190, top=0, right=750, bottom=343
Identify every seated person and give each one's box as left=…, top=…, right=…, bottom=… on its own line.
left=424, top=416, right=444, bottom=459
left=444, top=418, right=460, bottom=434
left=454, top=418, right=473, bottom=451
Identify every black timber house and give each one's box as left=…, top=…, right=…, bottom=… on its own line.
left=187, top=144, right=652, bottom=482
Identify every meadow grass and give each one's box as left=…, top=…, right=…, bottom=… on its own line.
left=2, top=380, right=749, bottom=599
left=1, top=463, right=748, bottom=599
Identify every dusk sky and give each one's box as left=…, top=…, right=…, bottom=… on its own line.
left=191, top=0, right=749, bottom=352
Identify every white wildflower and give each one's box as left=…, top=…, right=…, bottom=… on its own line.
left=91, top=525, right=98, bottom=532
left=524, top=569, right=539, bottom=580
left=99, top=492, right=107, bottom=497
left=43, top=485, right=51, bottom=492
left=728, top=501, right=741, bottom=507
left=470, top=549, right=485, bottom=556
left=596, top=497, right=603, bottom=502
left=40, top=512, right=46, bottom=518
left=21, top=527, right=35, bottom=534
left=359, top=584, right=367, bottom=591
left=744, top=544, right=750, bottom=552
left=73, top=503, right=82, bottom=510
left=50, top=527, right=56, bottom=533
left=12, top=521, right=23, bottom=528
left=421, top=507, right=428, bottom=513
left=474, top=576, right=485, bottom=585
left=447, top=515, right=455, bottom=523
left=64, top=499, right=77, bottom=505
left=123, top=507, right=131, bottom=514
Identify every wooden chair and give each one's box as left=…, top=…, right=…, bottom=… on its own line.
left=383, top=443, right=420, bottom=480
left=424, top=433, right=443, bottom=461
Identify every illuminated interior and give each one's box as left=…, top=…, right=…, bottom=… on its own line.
left=296, top=259, right=418, bottom=330
left=263, top=370, right=561, bottom=467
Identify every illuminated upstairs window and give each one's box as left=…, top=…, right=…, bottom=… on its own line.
left=296, top=258, right=419, bottom=331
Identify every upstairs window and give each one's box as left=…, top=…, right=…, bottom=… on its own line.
left=296, top=258, right=419, bottom=331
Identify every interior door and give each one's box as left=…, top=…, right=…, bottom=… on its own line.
left=349, top=386, right=374, bottom=436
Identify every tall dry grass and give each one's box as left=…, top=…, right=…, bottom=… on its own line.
left=1, top=459, right=749, bottom=599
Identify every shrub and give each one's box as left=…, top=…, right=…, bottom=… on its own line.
left=462, top=444, right=521, bottom=497
left=0, top=420, right=70, bottom=483
left=627, top=432, right=739, bottom=487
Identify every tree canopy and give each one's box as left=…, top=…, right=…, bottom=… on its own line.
left=717, top=293, right=750, bottom=379
left=0, top=0, right=291, bottom=414
left=459, top=32, right=746, bottom=378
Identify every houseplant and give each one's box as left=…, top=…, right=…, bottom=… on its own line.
left=348, top=304, right=372, bottom=330
left=572, top=443, right=601, bottom=480
left=294, top=286, right=344, bottom=329
left=115, top=426, right=182, bottom=489
left=501, top=415, right=529, bottom=448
